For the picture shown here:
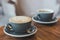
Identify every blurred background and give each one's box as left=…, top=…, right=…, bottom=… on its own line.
left=0, top=0, right=60, bottom=26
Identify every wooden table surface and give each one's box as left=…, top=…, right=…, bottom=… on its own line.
left=0, top=19, right=60, bottom=40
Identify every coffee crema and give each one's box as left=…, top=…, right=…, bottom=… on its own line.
left=9, top=16, right=32, bottom=23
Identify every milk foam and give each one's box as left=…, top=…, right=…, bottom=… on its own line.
left=9, top=16, right=32, bottom=23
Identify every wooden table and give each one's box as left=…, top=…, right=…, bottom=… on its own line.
left=0, top=19, right=60, bottom=40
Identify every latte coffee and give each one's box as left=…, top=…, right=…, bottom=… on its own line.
left=7, top=16, right=32, bottom=33
left=37, top=9, right=54, bottom=22
left=9, top=16, right=32, bottom=23
left=38, top=9, right=53, bottom=13
left=39, top=10, right=50, bottom=12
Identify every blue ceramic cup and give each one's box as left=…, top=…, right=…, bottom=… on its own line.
left=6, top=16, right=32, bottom=33
left=37, top=9, right=54, bottom=22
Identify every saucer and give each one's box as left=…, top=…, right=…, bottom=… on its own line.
left=32, top=15, right=58, bottom=24
left=4, top=25, right=37, bottom=37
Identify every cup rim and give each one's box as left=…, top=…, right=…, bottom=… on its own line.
left=8, top=21, right=31, bottom=24
left=9, top=16, right=32, bottom=24
left=37, top=9, right=54, bottom=14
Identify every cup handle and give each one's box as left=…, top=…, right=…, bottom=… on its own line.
left=37, top=14, right=40, bottom=19
left=6, top=23, right=14, bottom=32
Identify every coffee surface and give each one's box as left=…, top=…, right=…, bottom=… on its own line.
left=39, top=10, right=50, bottom=12
left=9, top=16, right=32, bottom=23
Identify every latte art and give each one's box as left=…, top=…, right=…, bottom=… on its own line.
left=9, top=16, right=32, bottom=23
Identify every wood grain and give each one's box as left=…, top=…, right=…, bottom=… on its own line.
left=0, top=19, right=60, bottom=40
